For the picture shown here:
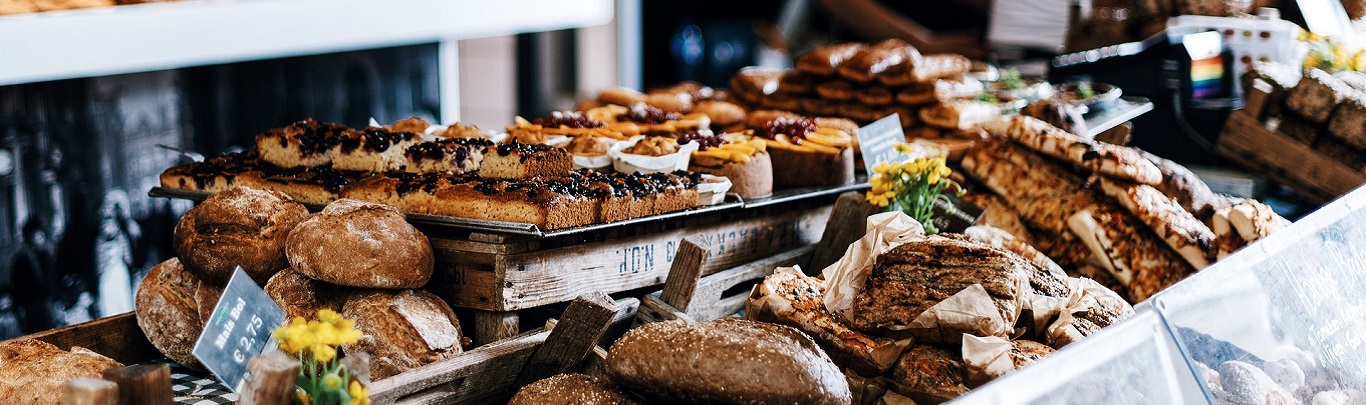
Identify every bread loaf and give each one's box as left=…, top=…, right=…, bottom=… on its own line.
left=1287, top=69, right=1353, bottom=123
left=508, top=373, right=639, bottom=405
left=0, top=339, right=123, bottom=405
left=134, top=257, right=222, bottom=370
left=286, top=199, right=434, bottom=289
left=173, top=186, right=309, bottom=285
left=888, top=345, right=969, bottom=404
left=606, top=318, right=852, bottom=405
left=264, top=269, right=353, bottom=320
left=342, top=289, right=464, bottom=380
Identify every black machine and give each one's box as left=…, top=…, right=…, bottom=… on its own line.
left=1050, top=27, right=1241, bottom=163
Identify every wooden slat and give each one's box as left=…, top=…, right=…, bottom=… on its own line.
left=684, top=246, right=814, bottom=321
left=660, top=236, right=710, bottom=312
left=473, top=310, right=522, bottom=347
left=515, top=292, right=618, bottom=386
left=1216, top=111, right=1366, bottom=203
left=809, top=192, right=881, bottom=273
left=634, top=294, right=695, bottom=326
left=17, top=313, right=160, bottom=366
left=369, top=329, right=549, bottom=405
left=439, top=204, right=831, bottom=311
left=103, top=363, right=172, bottom=405
left=62, top=378, right=119, bottom=405
left=240, top=351, right=299, bottom=405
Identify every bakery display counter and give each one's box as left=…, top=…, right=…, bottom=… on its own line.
left=958, top=183, right=1366, bottom=404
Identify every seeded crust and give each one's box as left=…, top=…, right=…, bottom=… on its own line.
left=606, top=318, right=852, bottom=405
left=1009, top=340, right=1055, bottom=369
left=285, top=199, right=434, bottom=289
left=1287, top=69, right=1353, bottom=124
left=508, top=373, right=640, bottom=405
left=888, top=345, right=969, bottom=404
left=173, top=186, right=309, bottom=285
left=849, top=235, right=1030, bottom=339
left=342, top=290, right=464, bottom=381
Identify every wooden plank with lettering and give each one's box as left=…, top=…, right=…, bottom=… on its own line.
left=435, top=203, right=832, bottom=311
left=1217, top=110, right=1366, bottom=203
left=809, top=192, right=880, bottom=273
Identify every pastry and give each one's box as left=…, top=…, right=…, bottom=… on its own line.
left=387, top=116, right=431, bottom=134
left=880, top=54, right=973, bottom=87
left=778, top=70, right=816, bottom=96
left=1095, top=176, right=1217, bottom=269
left=919, top=100, right=1000, bottom=130
left=796, top=42, right=868, bottom=76
left=858, top=86, right=895, bottom=106
left=815, top=80, right=856, bottom=101
left=437, top=122, right=485, bottom=139
left=688, top=134, right=774, bottom=198
left=692, top=100, right=747, bottom=127
left=0, top=340, right=123, bottom=405
left=255, top=119, right=352, bottom=168
left=134, top=258, right=221, bottom=371
left=837, top=39, right=920, bottom=83
left=597, top=86, right=647, bottom=107
left=896, top=77, right=985, bottom=106
left=509, top=374, right=639, bottom=405
left=264, top=269, right=354, bottom=320
left=752, top=114, right=856, bottom=187
left=989, top=115, right=1163, bottom=185
left=729, top=66, right=784, bottom=105
left=888, top=345, right=969, bottom=404
left=329, top=127, right=423, bottom=172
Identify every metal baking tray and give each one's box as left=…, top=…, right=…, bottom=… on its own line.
left=150, top=184, right=854, bottom=238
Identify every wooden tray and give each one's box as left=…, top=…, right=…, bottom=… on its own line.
left=1215, top=83, right=1366, bottom=204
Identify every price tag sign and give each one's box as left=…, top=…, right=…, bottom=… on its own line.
left=856, top=114, right=910, bottom=174
left=931, top=198, right=986, bottom=234
left=192, top=267, right=287, bottom=394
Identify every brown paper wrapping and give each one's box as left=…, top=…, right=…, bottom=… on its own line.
left=897, top=283, right=1023, bottom=344
left=961, top=335, right=1015, bottom=387
left=1045, top=277, right=1134, bottom=348
left=822, top=211, right=925, bottom=321
left=747, top=267, right=911, bottom=375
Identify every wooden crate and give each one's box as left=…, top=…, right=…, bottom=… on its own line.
left=1216, top=81, right=1366, bottom=203
left=427, top=198, right=835, bottom=344
left=635, top=236, right=815, bottom=325
left=6, top=294, right=637, bottom=405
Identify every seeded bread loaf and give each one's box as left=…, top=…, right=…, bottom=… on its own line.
left=508, top=373, right=639, bottom=405
left=1287, top=69, right=1354, bottom=123
left=1328, top=93, right=1366, bottom=149
left=134, top=258, right=221, bottom=370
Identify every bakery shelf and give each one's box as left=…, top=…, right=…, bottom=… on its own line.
left=0, top=0, right=612, bottom=86
left=739, top=176, right=870, bottom=209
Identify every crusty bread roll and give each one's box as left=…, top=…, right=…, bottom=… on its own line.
left=264, top=269, right=354, bottom=320
left=508, top=373, right=639, bottom=405
left=286, top=199, right=434, bottom=289
left=342, top=289, right=464, bottom=380
left=606, top=318, right=852, bottom=405
left=173, top=186, right=309, bottom=285
left=134, top=257, right=222, bottom=370
left=0, top=339, right=123, bottom=404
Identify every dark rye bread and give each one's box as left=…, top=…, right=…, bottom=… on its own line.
left=173, top=186, right=309, bottom=285
left=285, top=199, right=434, bottom=289
left=849, top=235, right=1030, bottom=341
left=888, top=345, right=969, bottom=404
left=264, top=269, right=354, bottom=320
left=342, top=290, right=464, bottom=381
left=606, top=318, right=852, bottom=405
left=0, top=340, right=123, bottom=405
left=508, top=373, right=639, bottom=405
left=134, top=258, right=221, bottom=371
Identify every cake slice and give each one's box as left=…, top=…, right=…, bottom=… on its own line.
left=480, top=141, right=574, bottom=179
left=689, top=136, right=774, bottom=199
left=404, top=138, right=492, bottom=173
left=159, top=151, right=262, bottom=193
left=243, top=165, right=366, bottom=206
left=255, top=119, right=350, bottom=168
left=751, top=115, right=856, bottom=187
left=329, top=127, right=423, bottom=172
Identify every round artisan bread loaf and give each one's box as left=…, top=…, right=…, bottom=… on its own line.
left=265, top=268, right=355, bottom=320
left=606, top=318, right=852, bottom=405
left=134, top=257, right=222, bottom=371
left=341, top=289, right=464, bottom=380
left=0, top=339, right=123, bottom=404
left=285, top=199, right=433, bottom=289
left=173, top=186, right=309, bottom=285
left=508, top=373, right=639, bottom=405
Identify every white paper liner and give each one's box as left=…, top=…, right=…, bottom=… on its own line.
left=961, top=334, right=1015, bottom=387
left=696, top=174, right=733, bottom=206
left=608, top=136, right=699, bottom=174
left=571, top=137, right=619, bottom=170
left=821, top=211, right=926, bottom=321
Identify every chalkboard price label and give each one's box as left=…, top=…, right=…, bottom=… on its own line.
left=192, top=267, right=287, bottom=394
left=856, top=114, right=910, bottom=174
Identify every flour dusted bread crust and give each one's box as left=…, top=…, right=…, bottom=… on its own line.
left=286, top=199, right=434, bottom=289
left=1287, top=69, right=1353, bottom=124
left=0, top=339, right=123, bottom=405
left=265, top=269, right=354, bottom=320
left=173, top=186, right=309, bottom=285
left=1095, top=176, right=1216, bottom=269
left=342, top=289, right=464, bottom=380
left=606, top=318, right=852, bottom=405
left=508, top=373, right=639, bottom=405
left=134, top=257, right=221, bottom=370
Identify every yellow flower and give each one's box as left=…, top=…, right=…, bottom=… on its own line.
left=872, top=161, right=891, bottom=175
left=927, top=171, right=940, bottom=185
left=893, top=142, right=915, bottom=155
left=865, top=190, right=891, bottom=207
left=317, top=309, right=343, bottom=325
left=1352, top=50, right=1366, bottom=72
left=349, top=380, right=371, bottom=405
left=321, top=372, right=345, bottom=391
left=311, top=343, right=338, bottom=363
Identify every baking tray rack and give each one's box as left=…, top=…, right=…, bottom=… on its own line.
left=149, top=180, right=867, bottom=238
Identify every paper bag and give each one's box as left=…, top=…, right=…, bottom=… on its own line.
left=822, top=211, right=926, bottom=320
left=900, top=283, right=1022, bottom=344
left=1045, top=277, right=1135, bottom=348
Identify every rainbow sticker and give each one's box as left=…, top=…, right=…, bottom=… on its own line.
left=1190, top=56, right=1224, bottom=99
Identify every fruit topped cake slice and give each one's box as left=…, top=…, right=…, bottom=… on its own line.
left=687, top=131, right=774, bottom=198
left=329, top=126, right=425, bottom=172
left=750, top=113, right=856, bottom=187
left=256, top=119, right=351, bottom=168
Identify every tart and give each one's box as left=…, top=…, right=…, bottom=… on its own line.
left=751, top=115, right=856, bottom=187
left=688, top=133, right=774, bottom=199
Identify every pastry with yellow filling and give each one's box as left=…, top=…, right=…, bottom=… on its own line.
left=688, top=132, right=774, bottom=198
left=750, top=114, right=856, bottom=187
